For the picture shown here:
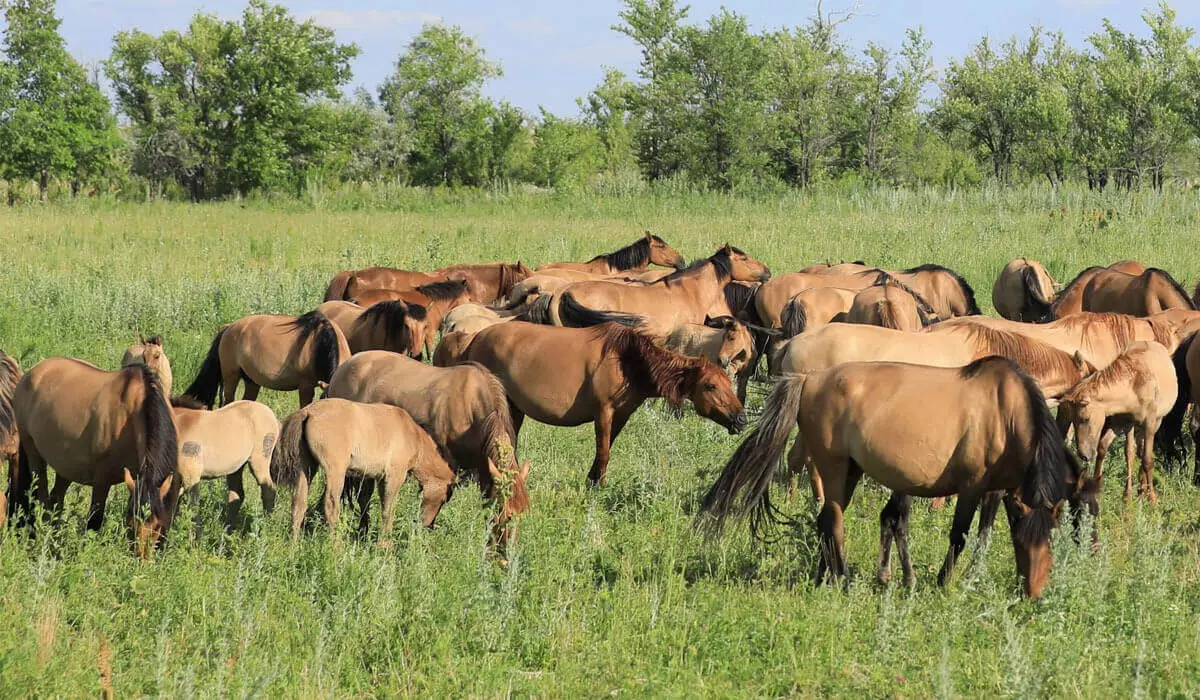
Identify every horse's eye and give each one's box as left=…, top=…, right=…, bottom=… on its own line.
left=703, top=382, right=717, bottom=391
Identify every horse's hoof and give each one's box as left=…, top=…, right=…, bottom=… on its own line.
left=876, top=570, right=892, bottom=586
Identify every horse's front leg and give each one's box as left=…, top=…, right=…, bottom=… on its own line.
left=86, top=482, right=112, bottom=532
left=937, top=491, right=982, bottom=587
left=588, top=407, right=614, bottom=488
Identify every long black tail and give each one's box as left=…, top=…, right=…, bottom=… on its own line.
left=292, top=310, right=344, bottom=384
left=780, top=297, right=807, bottom=338
left=183, top=326, right=227, bottom=408
left=1158, top=331, right=1196, bottom=469
left=558, top=292, right=643, bottom=328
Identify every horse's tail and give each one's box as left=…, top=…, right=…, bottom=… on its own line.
left=183, top=326, right=227, bottom=408
left=324, top=271, right=353, bottom=301
left=698, top=373, right=807, bottom=538
left=9, top=438, right=34, bottom=527
left=780, top=297, right=807, bottom=338
left=1021, top=265, right=1053, bottom=320
left=558, top=291, right=643, bottom=328
left=516, top=294, right=554, bottom=324
left=1158, top=331, right=1195, bottom=469
left=271, top=410, right=316, bottom=488
left=292, top=310, right=345, bottom=384
left=130, top=363, right=180, bottom=524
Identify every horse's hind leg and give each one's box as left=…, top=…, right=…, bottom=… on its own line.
left=47, top=475, right=71, bottom=521
left=814, top=459, right=861, bottom=587
left=785, top=437, right=818, bottom=503
left=241, top=381, right=261, bottom=403
left=289, top=471, right=310, bottom=542
left=1123, top=425, right=1136, bottom=501
left=224, top=469, right=245, bottom=532
left=937, top=493, right=981, bottom=587
left=352, top=477, right=374, bottom=539
left=876, top=491, right=913, bottom=586
left=221, top=369, right=241, bottom=406
left=86, top=483, right=112, bottom=532
left=1139, top=422, right=1159, bottom=503
left=975, top=491, right=1003, bottom=551
left=322, top=463, right=347, bottom=532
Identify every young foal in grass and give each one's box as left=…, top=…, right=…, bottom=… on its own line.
left=700, top=358, right=1095, bottom=599
left=453, top=322, right=746, bottom=487
left=271, top=399, right=459, bottom=543
left=1058, top=341, right=1179, bottom=502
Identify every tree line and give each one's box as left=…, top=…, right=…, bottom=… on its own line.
left=1, top=0, right=1199, bottom=202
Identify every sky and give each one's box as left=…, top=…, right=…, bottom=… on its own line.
left=49, top=0, right=1200, bottom=116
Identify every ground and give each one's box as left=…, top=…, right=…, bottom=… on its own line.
left=1, top=186, right=1200, bottom=696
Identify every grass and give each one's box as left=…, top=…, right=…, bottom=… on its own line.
left=3, top=184, right=1200, bottom=696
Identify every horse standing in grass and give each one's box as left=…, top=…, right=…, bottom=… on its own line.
left=454, top=322, right=745, bottom=486
left=318, top=300, right=425, bottom=358
left=1082, top=268, right=1195, bottom=316
left=1058, top=341, right=1178, bottom=502
left=537, top=231, right=686, bottom=275
left=778, top=288, right=856, bottom=338
left=700, top=357, right=1096, bottom=599
left=992, top=258, right=1057, bottom=322
left=272, top=399, right=460, bottom=542
left=122, top=335, right=173, bottom=396
left=1049, top=261, right=1148, bottom=319
left=663, top=317, right=756, bottom=376
left=185, top=310, right=350, bottom=408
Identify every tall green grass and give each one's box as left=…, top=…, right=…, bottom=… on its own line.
left=2, top=186, right=1200, bottom=696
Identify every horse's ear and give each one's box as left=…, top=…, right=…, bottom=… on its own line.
left=1072, top=350, right=1088, bottom=373
left=722, top=243, right=733, bottom=253
left=158, top=474, right=173, bottom=500
left=147, top=335, right=163, bottom=347
left=644, top=230, right=653, bottom=240
left=123, top=467, right=136, bottom=494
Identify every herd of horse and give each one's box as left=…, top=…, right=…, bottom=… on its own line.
left=4, top=232, right=1200, bottom=599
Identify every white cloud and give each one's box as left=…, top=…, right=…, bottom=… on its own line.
left=301, top=9, right=442, bottom=31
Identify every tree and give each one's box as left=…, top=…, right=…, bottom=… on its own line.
left=854, top=29, right=932, bottom=181
left=0, top=0, right=119, bottom=201
left=528, top=108, right=602, bottom=188
left=579, top=67, right=636, bottom=176
left=487, top=101, right=530, bottom=185
left=378, top=24, right=501, bottom=187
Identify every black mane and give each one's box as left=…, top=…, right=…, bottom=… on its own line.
left=416, top=279, right=469, bottom=302
left=903, top=263, right=980, bottom=315
left=591, top=236, right=660, bottom=271
left=659, top=248, right=733, bottom=285
left=1146, top=268, right=1196, bottom=310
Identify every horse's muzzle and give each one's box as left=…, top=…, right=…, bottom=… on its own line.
left=729, top=411, right=748, bottom=434
left=757, top=269, right=772, bottom=282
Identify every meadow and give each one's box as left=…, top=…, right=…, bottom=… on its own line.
left=3, top=185, right=1200, bottom=696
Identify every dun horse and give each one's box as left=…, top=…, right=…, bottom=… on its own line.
left=1082, top=268, right=1194, bottom=316
left=663, top=317, right=755, bottom=376
left=778, top=288, right=856, bottom=338
left=993, top=258, right=1057, bottom=322
left=184, top=310, right=350, bottom=408
left=122, top=335, right=174, bottom=396
left=537, top=231, right=686, bottom=275
left=318, top=300, right=425, bottom=358
left=327, top=262, right=531, bottom=305
left=1048, top=261, right=1148, bottom=319
left=271, top=399, right=459, bottom=542
left=455, top=322, right=746, bottom=486
left=847, top=276, right=938, bottom=331
left=699, top=357, right=1095, bottom=599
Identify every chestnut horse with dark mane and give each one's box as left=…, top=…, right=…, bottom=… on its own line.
left=325, top=262, right=531, bottom=305
left=1082, top=267, right=1195, bottom=316
left=537, top=231, right=686, bottom=276
left=449, top=322, right=746, bottom=486
left=1047, top=260, right=1147, bottom=320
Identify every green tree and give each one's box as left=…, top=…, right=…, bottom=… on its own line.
left=579, top=67, right=636, bottom=176
left=487, top=101, right=530, bottom=185
left=378, top=24, right=501, bottom=187
left=854, top=29, right=932, bottom=181
left=528, top=109, right=602, bottom=188
left=0, top=0, right=119, bottom=201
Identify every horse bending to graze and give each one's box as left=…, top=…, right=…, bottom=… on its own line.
left=663, top=317, right=755, bottom=376
left=168, top=395, right=279, bottom=533
left=1083, top=268, right=1195, bottom=316
left=332, top=262, right=531, bottom=305
left=699, top=358, right=1096, bottom=599
left=441, top=303, right=518, bottom=336
left=993, top=258, right=1057, bottom=322
left=1049, top=261, right=1148, bottom=319
left=0, top=350, right=22, bottom=526
left=10, top=358, right=179, bottom=559
left=779, top=288, right=856, bottom=339
left=318, top=300, right=425, bottom=358
left=538, top=231, right=686, bottom=275
left=847, top=275, right=939, bottom=331
left=458, top=322, right=746, bottom=486
left=1057, top=341, right=1178, bottom=503
left=325, top=352, right=530, bottom=552
left=184, top=310, right=350, bottom=408
left=271, top=399, right=459, bottom=542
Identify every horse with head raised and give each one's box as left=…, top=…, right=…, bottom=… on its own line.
left=993, top=258, right=1057, bottom=322
left=538, top=231, right=686, bottom=275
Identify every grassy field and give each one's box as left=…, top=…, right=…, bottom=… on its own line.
left=3, top=185, right=1200, bottom=696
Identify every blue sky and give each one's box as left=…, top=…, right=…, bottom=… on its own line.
left=52, top=0, right=1200, bottom=115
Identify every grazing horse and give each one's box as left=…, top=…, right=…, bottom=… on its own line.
left=185, top=310, right=351, bottom=409
left=272, top=399, right=462, bottom=542
left=993, top=258, right=1057, bottom=322
left=331, top=262, right=531, bottom=305
left=779, top=287, right=856, bottom=338
left=318, top=300, right=425, bottom=358
left=538, top=231, right=686, bottom=275
left=325, top=351, right=530, bottom=551
left=457, top=322, right=746, bottom=486
left=0, top=350, right=22, bottom=526
left=699, top=357, right=1095, bottom=599
left=1058, top=341, right=1178, bottom=502
left=1049, top=261, right=1148, bottom=320
left=663, top=317, right=756, bottom=376
left=847, top=277, right=938, bottom=331
left=10, top=359, right=179, bottom=558
left=552, top=246, right=771, bottom=335
left=1082, top=268, right=1195, bottom=316
left=168, top=395, right=280, bottom=533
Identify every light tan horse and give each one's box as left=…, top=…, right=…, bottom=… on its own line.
left=778, top=287, right=856, bottom=338
left=847, top=278, right=938, bottom=331
left=184, top=310, right=351, bottom=408
left=537, top=231, right=686, bottom=275
left=700, top=357, right=1094, bottom=599
left=456, top=322, right=745, bottom=486
left=993, top=258, right=1057, bottom=322
left=10, top=359, right=179, bottom=558
left=1082, top=267, right=1195, bottom=316
left=168, top=395, right=279, bottom=532
left=318, top=300, right=424, bottom=358
left=550, top=246, right=771, bottom=336
left=442, top=303, right=517, bottom=335
left=663, top=317, right=755, bottom=376
left=432, top=330, right=477, bottom=368
left=1049, top=261, right=1148, bottom=319
left=122, top=335, right=174, bottom=396
left=325, top=351, right=530, bottom=551
left=0, top=350, right=22, bottom=526
left=1057, top=341, right=1177, bottom=503
left=271, top=398, right=459, bottom=543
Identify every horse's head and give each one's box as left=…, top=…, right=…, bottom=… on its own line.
left=706, top=317, right=754, bottom=374
left=1056, top=394, right=1104, bottom=465
left=1005, top=497, right=1056, bottom=600
left=124, top=467, right=175, bottom=561
left=688, top=359, right=747, bottom=434
left=722, top=244, right=771, bottom=282
left=122, top=335, right=173, bottom=396
left=646, top=231, right=686, bottom=270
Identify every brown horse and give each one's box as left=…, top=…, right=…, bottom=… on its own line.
left=847, top=277, right=938, bottom=331
left=456, top=322, right=746, bottom=486
left=778, top=287, right=856, bottom=338
left=551, top=246, right=771, bottom=335
left=1058, top=341, right=1178, bottom=502
left=537, top=231, right=686, bottom=275
left=318, top=300, right=424, bottom=358
left=10, top=359, right=179, bottom=558
left=1048, top=261, right=1148, bottom=320
left=442, top=303, right=518, bottom=335
left=0, top=350, right=22, bottom=526
left=993, top=258, right=1057, bottom=322
left=184, top=310, right=350, bottom=409
left=700, top=357, right=1094, bottom=599
left=271, top=399, right=460, bottom=542
left=1082, top=268, right=1195, bottom=316
left=390, top=280, right=473, bottom=356
left=325, top=351, right=529, bottom=551
left=330, top=262, right=531, bottom=305
left=664, top=317, right=756, bottom=376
